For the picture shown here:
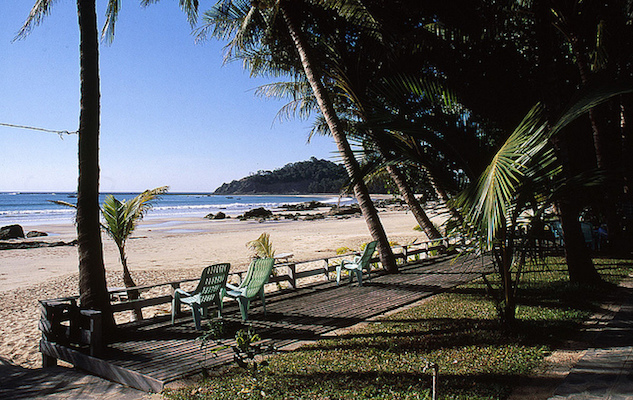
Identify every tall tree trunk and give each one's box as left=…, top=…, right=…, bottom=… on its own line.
left=534, top=3, right=599, bottom=283
left=76, top=0, right=115, bottom=329
left=280, top=3, right=397, bottom=273
left=569, top=35, right=606, bottom=169
left=386, top=164, right=442, bottom=240
left=558, top=200, right=601, bottom=284
left=498, top=225, right=515, bottom=324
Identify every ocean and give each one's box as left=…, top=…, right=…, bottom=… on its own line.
left=0, top=192, right=354, bottom=227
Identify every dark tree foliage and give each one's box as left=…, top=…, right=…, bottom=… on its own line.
left=213, top=157, right=351, bottom=194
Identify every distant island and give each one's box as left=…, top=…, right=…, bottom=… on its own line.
left=213, top=157, right=349, bottom=195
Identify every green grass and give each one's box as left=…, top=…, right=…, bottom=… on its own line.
left=164, top=258, right=633, bottom=400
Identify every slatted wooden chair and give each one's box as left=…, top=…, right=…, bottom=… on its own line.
left=224, top=258, right=275, bottom=321
left=171, top=263, right=231, bottom=330
left=336, top=240, right=378, bottom=286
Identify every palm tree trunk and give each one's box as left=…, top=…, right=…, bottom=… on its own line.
left=117, top=245, right=143, bottom=320
left=569, top=36, right=605, bottom=169
left=280, top=3, right=397, bottom=273
left=558, top=200, right=601, bottom=284
left=425, top=165, right=464, bottom=224
left=386, top=164, right=442, bottom=240
left=76, top=0, right=115, bottom=330
left=498, top=225, right=515, bottom=324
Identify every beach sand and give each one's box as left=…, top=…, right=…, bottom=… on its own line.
left=0, top=205, right=441, bottom=369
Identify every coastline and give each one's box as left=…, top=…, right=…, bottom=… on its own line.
left=0, top=203, right=444, bottom=369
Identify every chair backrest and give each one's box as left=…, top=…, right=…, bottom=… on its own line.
left=241, top=258, right=275, bottom=299
left=195, top=263, right=231, bottom=305
left=359, top=241, right=378, bottom=269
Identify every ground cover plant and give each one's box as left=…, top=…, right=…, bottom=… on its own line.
left=164, top=258, right=633, bottom=400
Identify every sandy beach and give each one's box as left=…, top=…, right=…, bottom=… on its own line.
left=0, top=204, right=441, bottom=369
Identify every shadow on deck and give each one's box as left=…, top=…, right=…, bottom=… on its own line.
left=40, top=254, right=493, bottom=392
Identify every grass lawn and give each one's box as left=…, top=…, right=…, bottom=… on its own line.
left=164, top=258, right=633, bottom=400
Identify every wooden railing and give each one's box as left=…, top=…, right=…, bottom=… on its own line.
left=39, top=236, right=459, bottom=363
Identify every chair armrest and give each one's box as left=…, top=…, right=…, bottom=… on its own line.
left=225, top=282, right=240, bottom=291
left=174, top=288, right=192, bottom=297
left=341, top=259, right=360, bottom=269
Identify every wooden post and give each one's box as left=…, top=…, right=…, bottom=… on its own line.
left=287, top=263, right=297, bottom=289
left=323, top=259, right=330, bottom=280
left=40, top=302, right=57, bottom=367
left=81, top=309, right=103, bottom=357
left=171, top=282, right=181, bottom=316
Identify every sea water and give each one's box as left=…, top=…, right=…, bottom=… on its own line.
left=0, top=192, right=354, bottom=227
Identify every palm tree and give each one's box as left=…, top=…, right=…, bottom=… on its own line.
left=101, top=187, right=168, bottom=315
left=200, top=0, right=398, bottom=272
left=17, top=0, right=199, bottom=329
left=459, top=82, right=633, bottom=321
left=246, top=232, right=275, bottom=258
left=17, top=0, right=114, bottom=327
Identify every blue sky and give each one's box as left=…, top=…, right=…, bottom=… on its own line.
left=0, top=2, right=337, bottom=192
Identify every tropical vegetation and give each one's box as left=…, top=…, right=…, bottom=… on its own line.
left=196, top=0, right=633, bottom=322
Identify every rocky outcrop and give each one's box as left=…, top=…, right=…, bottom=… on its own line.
left=327, top=205, right=361, bottom=216
left=26, top=231, right=48, bottom=238
left=0, top=239, right=77, bottom=250
left=240, top=207, right=273, bottom=220
left=0, top=225, right=25, bottom=240
left=204, top=211, right=227, bottom=220
left=281, top=201, right=329, bottom=211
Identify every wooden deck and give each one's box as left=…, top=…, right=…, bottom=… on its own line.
left=41, top=254, right=494, bottom=392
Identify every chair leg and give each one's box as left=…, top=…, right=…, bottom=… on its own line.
left=260, top=291, right=266, bottom=316
left=355, top=269, right=363, bottom=286
left=237, top=297, right=250, bottom=321
left=171, top=296, right=180, bottom=325
left=336, top=265, right=343, bottom=285
left=191, top=305, right=202, bottom=330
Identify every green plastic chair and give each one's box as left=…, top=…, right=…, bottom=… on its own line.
left=224, top=258, right=275, bottom=321
left=336, top=241, right=378, bottom=286
left=171, top=263, right=230, bottom=330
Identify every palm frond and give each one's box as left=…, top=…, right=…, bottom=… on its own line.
left=549, top=81, right=633, bottom=138
left=246, top=232, right=275, bottom=258
left=102, top=0, right=121, bottom=44
left=102, top=195, right=129, bottom=245
left=314, top=0, right=381, bottom=40
left=102, top=186, right=168, bottom=246
left=14, top=0, right=58, bottom=41
left=457, top=105, right=548, bottom=244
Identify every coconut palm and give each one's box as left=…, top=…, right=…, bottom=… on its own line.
left=101, top=187, right=168, bottom=289
left=199, top=0, right=398, bottom=272
left=17, top=0, right=199, bottom=328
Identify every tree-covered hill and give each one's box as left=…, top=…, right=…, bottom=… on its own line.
left=213, top=157, right=349, bottom=194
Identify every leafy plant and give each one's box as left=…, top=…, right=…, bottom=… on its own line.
left=232, top=327, right=275, bottom=373
left=336, top=246, right=354, bottom=255
left=246, top=233, right=275, bottom=259
left=197, top=320, right=229, bottom=378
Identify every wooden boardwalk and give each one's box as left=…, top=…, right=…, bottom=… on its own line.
left=42, top=254, right=493, bottom=392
